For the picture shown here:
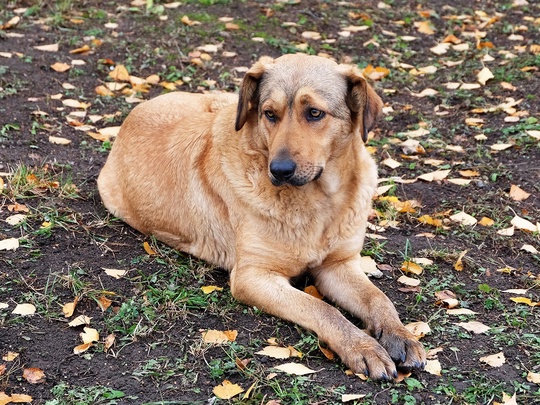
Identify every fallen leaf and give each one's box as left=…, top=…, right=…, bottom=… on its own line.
left=62, top=298, right=79, bottom=317
left=430, top=43, right=450, bottom=55
left=418, top=215, right=444, bottom=227
left=342, top=394, right=366, bottom=402
left=417, top=169, right=451, bottom=182
left=521, top=244, right=538, bottom=254
left=73, top=342, right=93, bottom=354
left=509, top=184, right=530, bottom=201
left=97, top=295, right=112, bottom=312
left=450, top=212, right=477, bottom=226
left=256, top=346, right=293, bottom=359
left=511, top=215, right=538, bottom=232
left=34, top=43, right=59, bottom=52
left=502, top=289, right=528, bottom=294
left=80, top=327, right=99, bottom=344
left=425, top=359, right=442, bottom=376
left=477, top=67, right=494, bottom=85
left=22, top=368, right=46, bottom=384
left=360, top=256, right=383, bottom=278
left=402, top=128, right=430, bottom=138
left=415, top=21, right=435, bottom=35
left=102, top=268, right=127, bottom=279
left=318, top=342, right=334, bottom=360
left=397, top=275, right=421, bottom=287
left=527, top=371, right=540, bottom=385
left=3, top=352, right=19, bottom=361
left=526, top=130, right=540, bottom=140
left=213, top=380, right=244, bottom=400
left=5, top=214, right=26, bottom=225
left=447, top=308, right=477, bottom=315
left=458, top=170, right=480, bottom=177
left=70, top=44, right=91, bottom=54
left=109, top=65, right=130, bottom=82
left=411, top=88, right=438, bottom=98
left=49, top=136, right=71, bottom=145
left=201, top=285, right=223, bottom=294
left=478, top=217, right=495, bottom=226
left=490, top=143, right=513, bottom=151
left=457, top=321, right=490, bottom=334
left=0, top=238, right=19, bottom=251
left=62, top=99, right=90, bottom=109
left=480, top=352, right=505, bottom=367
left=497, top=226, right=515, bottom=236
left=51, top=62, right=71, bottom=72
left=11, top=303, right=36, bottom=316
left=143, top=241, right=157, bottom=255
left=273, top=362, right=317, bottom=376
left=301, top=31, right=321, bottom=40
left=104, top=333, right=116, bottom=351
left=304, top=285, right=323, bottom=299
left=404, top=321, right=431, bottom=338
left=382, top=157, right=401, bottom=169
left=510, top=297, right=539, bottom=306
left=202, top=329, right=237, bottom=344
left=68, top=315, right=91, bottom=327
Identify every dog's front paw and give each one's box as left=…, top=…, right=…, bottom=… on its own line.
left=338, top=331, right=397, bottom=381
left=377, top=326, right=426, bottom=372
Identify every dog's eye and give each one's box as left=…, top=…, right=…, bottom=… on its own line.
left=264, top=110, right=276, bottom=122
left=307, top=108, right=325, bottom=121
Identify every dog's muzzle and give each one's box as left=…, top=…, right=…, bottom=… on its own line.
left=269, top=158, right=323, bottom=187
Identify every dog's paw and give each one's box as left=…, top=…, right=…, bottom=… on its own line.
left=339, top=332, right=397, bottom=381
left=377, top=326, right=426, bottom=372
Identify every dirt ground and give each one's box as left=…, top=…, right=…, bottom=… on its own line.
left=1, top=0, right=539, bottom=404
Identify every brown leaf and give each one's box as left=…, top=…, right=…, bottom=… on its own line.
left=50, top=62, right=71, bottom=72
left=304, top=285, right=323, bottom=299
left=509, top=184, right=530, bottom=201
left=70, top=44, right=91, bottom=54
left=143, top=241, right=156, bottom=255
left=97, top=295, right=112, bottom=312
left=22, top=367, right=46, bottom=384
left=62, top=297, right=79, bottom=317
left=109, top=65, right=130, bottom=82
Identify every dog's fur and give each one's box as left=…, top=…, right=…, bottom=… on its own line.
left=98, top=54, right=426, bottom=380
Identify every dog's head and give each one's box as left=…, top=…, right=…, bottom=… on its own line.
left=235, top=54, right=382, bottom=187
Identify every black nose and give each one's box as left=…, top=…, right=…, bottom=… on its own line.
left=270, top=158, right=297, bottom=181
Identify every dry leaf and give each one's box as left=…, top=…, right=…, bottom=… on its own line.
left=511, top=215, right=538, bottom=232
left=109, top=65, right=130, bottom=82
left=318, top=342, right=334, bottom=360
left=62, top=99, right=90, bottom=109
left=430, top=43, right=450, bottom=55
left=104, top=333, right=116, bottom=351
left=521, top=244, right=538, bottom=254
left=509, top=184, right=530, bottom=201
left=415, top=21, right=435, bottom=35
left=418, top=215, right=444, bottom=227
left=80, top=327, right=99, bottom=344
left=97, top=295, right=112, bottom=312
left=457, top=321, right=490, bottom=334
left=360, top=256, right=383, bottom=278
left=527, top=371, right=540, bottom=384
left=342, top=394, right=366, bottom=402
left=73, top=342, right=93, bottom=354
left=447, top=308, right=477, bottom=315
left=404, top=321, right=431, bottom=338
left=0, top=238, right=20, bottom=251
left=301, top=31, right=321, bottom=40
left=202, top=329, right=237, bottom=344
left=480, top=352, right=505, bottom=367
left=273, top=362, right=317, bottom=375
left=3, top=352, right=19, bottom=361
left=51, top=62, right=71, bottom=72
left=490, top=143, right=513, bottom=151
left=502, top=289, right=528, bottom=294
left=256, top=346, right=292, bottom=359
left=11, top=303, right=36, bottom=316
left=304, top=285, right=323, bottom=299
left=458, top=170, right=480, bottom=177
left=5, top=214, right=26, bottom=225
left=201, top=285, right=223, bottom=294
left=401, top=261, right=423, bottom=275
left=102, top=268, right=127, bottom=279
left=509, top=297, right=539, bottom=306
left=49, top=136, right=71, bottom=145
left=397, top=275, right=421, bottom=287
left=411, top=88, right=438, bottom=97
left=424, top=359, right=442, bottom=376
left=479, top=217, right=495, bottom=226
left=477, top=67, right=494, bottom=85
left=213, top=380, right=244, bottom=400
left=143, top=241, right=157, bottom=255
left=497, top=226, right=515, bottom=236
left=34, top=43, right=59, bottom=52
left=68, top=315, right=91, bottom=327
left=22, top=368, right=46, bottom=384
left=62, top=298, right=79, bottom=317
left=450, top=212, right=477, bottom=226
left=382, top=158, right=401, bottom=169
left=417, top=169, right=451, bottom=182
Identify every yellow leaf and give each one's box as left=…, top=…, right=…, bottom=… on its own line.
left=34, top=43, right=59, bottom=52
left=424, top=359, right=442, bottom=376
left=70, top=44, right=91, bottom=54
left=68, top=315, right=91, bottom=327
left=415, top=21, right=435, bottom=35
left=201, top=285, right=223, bottom=294
left=478, top=217, right=495, bottom=226
left=458, top=170, right=480, bottom=177
left=202, top=329, right=237, bottom=344
left=143, top=241, right=157, bottom=255
left=7, top=393, right=33, bottom=403
left=401, top=261, right=423, bottom=275
left=256, top=346, right=292, bottom=359
left=2, top=352, right=19, bottom=361
left=109, top=64, right=130, bottom=82
left=104, top=333, right=116, bottom=352
left=450, top=212, right=477, bottom=226
left=213, top=380, right=244, bottom=400
left=95, top=85, right=114, bottom=96
left=509, top=184, right=530, bottom=201
left=49, top=136, right=71, bottom=145
left=418, top=215, right=443, bottom=227
left=102, top=268, right=127, bottom=279
left=97, top=295, right=112, bottom=312
left=318, top=342, right=335, bottom=360
left=510, top=297, right=539, bottom=306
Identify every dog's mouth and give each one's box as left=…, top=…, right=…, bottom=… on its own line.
left=269, top=166, right=323, bottom=187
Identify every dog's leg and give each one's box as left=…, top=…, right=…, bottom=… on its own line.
left=312, top=256, right=426, bottom=372
left=230, top=264, right=398, bottom=380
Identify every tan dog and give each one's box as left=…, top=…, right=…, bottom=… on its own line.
left=98, top=54, right=426, bottom=380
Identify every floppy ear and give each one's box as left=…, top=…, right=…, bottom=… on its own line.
left=340, top=65, right=383, bottom=143
left=235, top=56, right=274, bottom=131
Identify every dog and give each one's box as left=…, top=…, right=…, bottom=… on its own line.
left=97, top=54, right=426, bottom=380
